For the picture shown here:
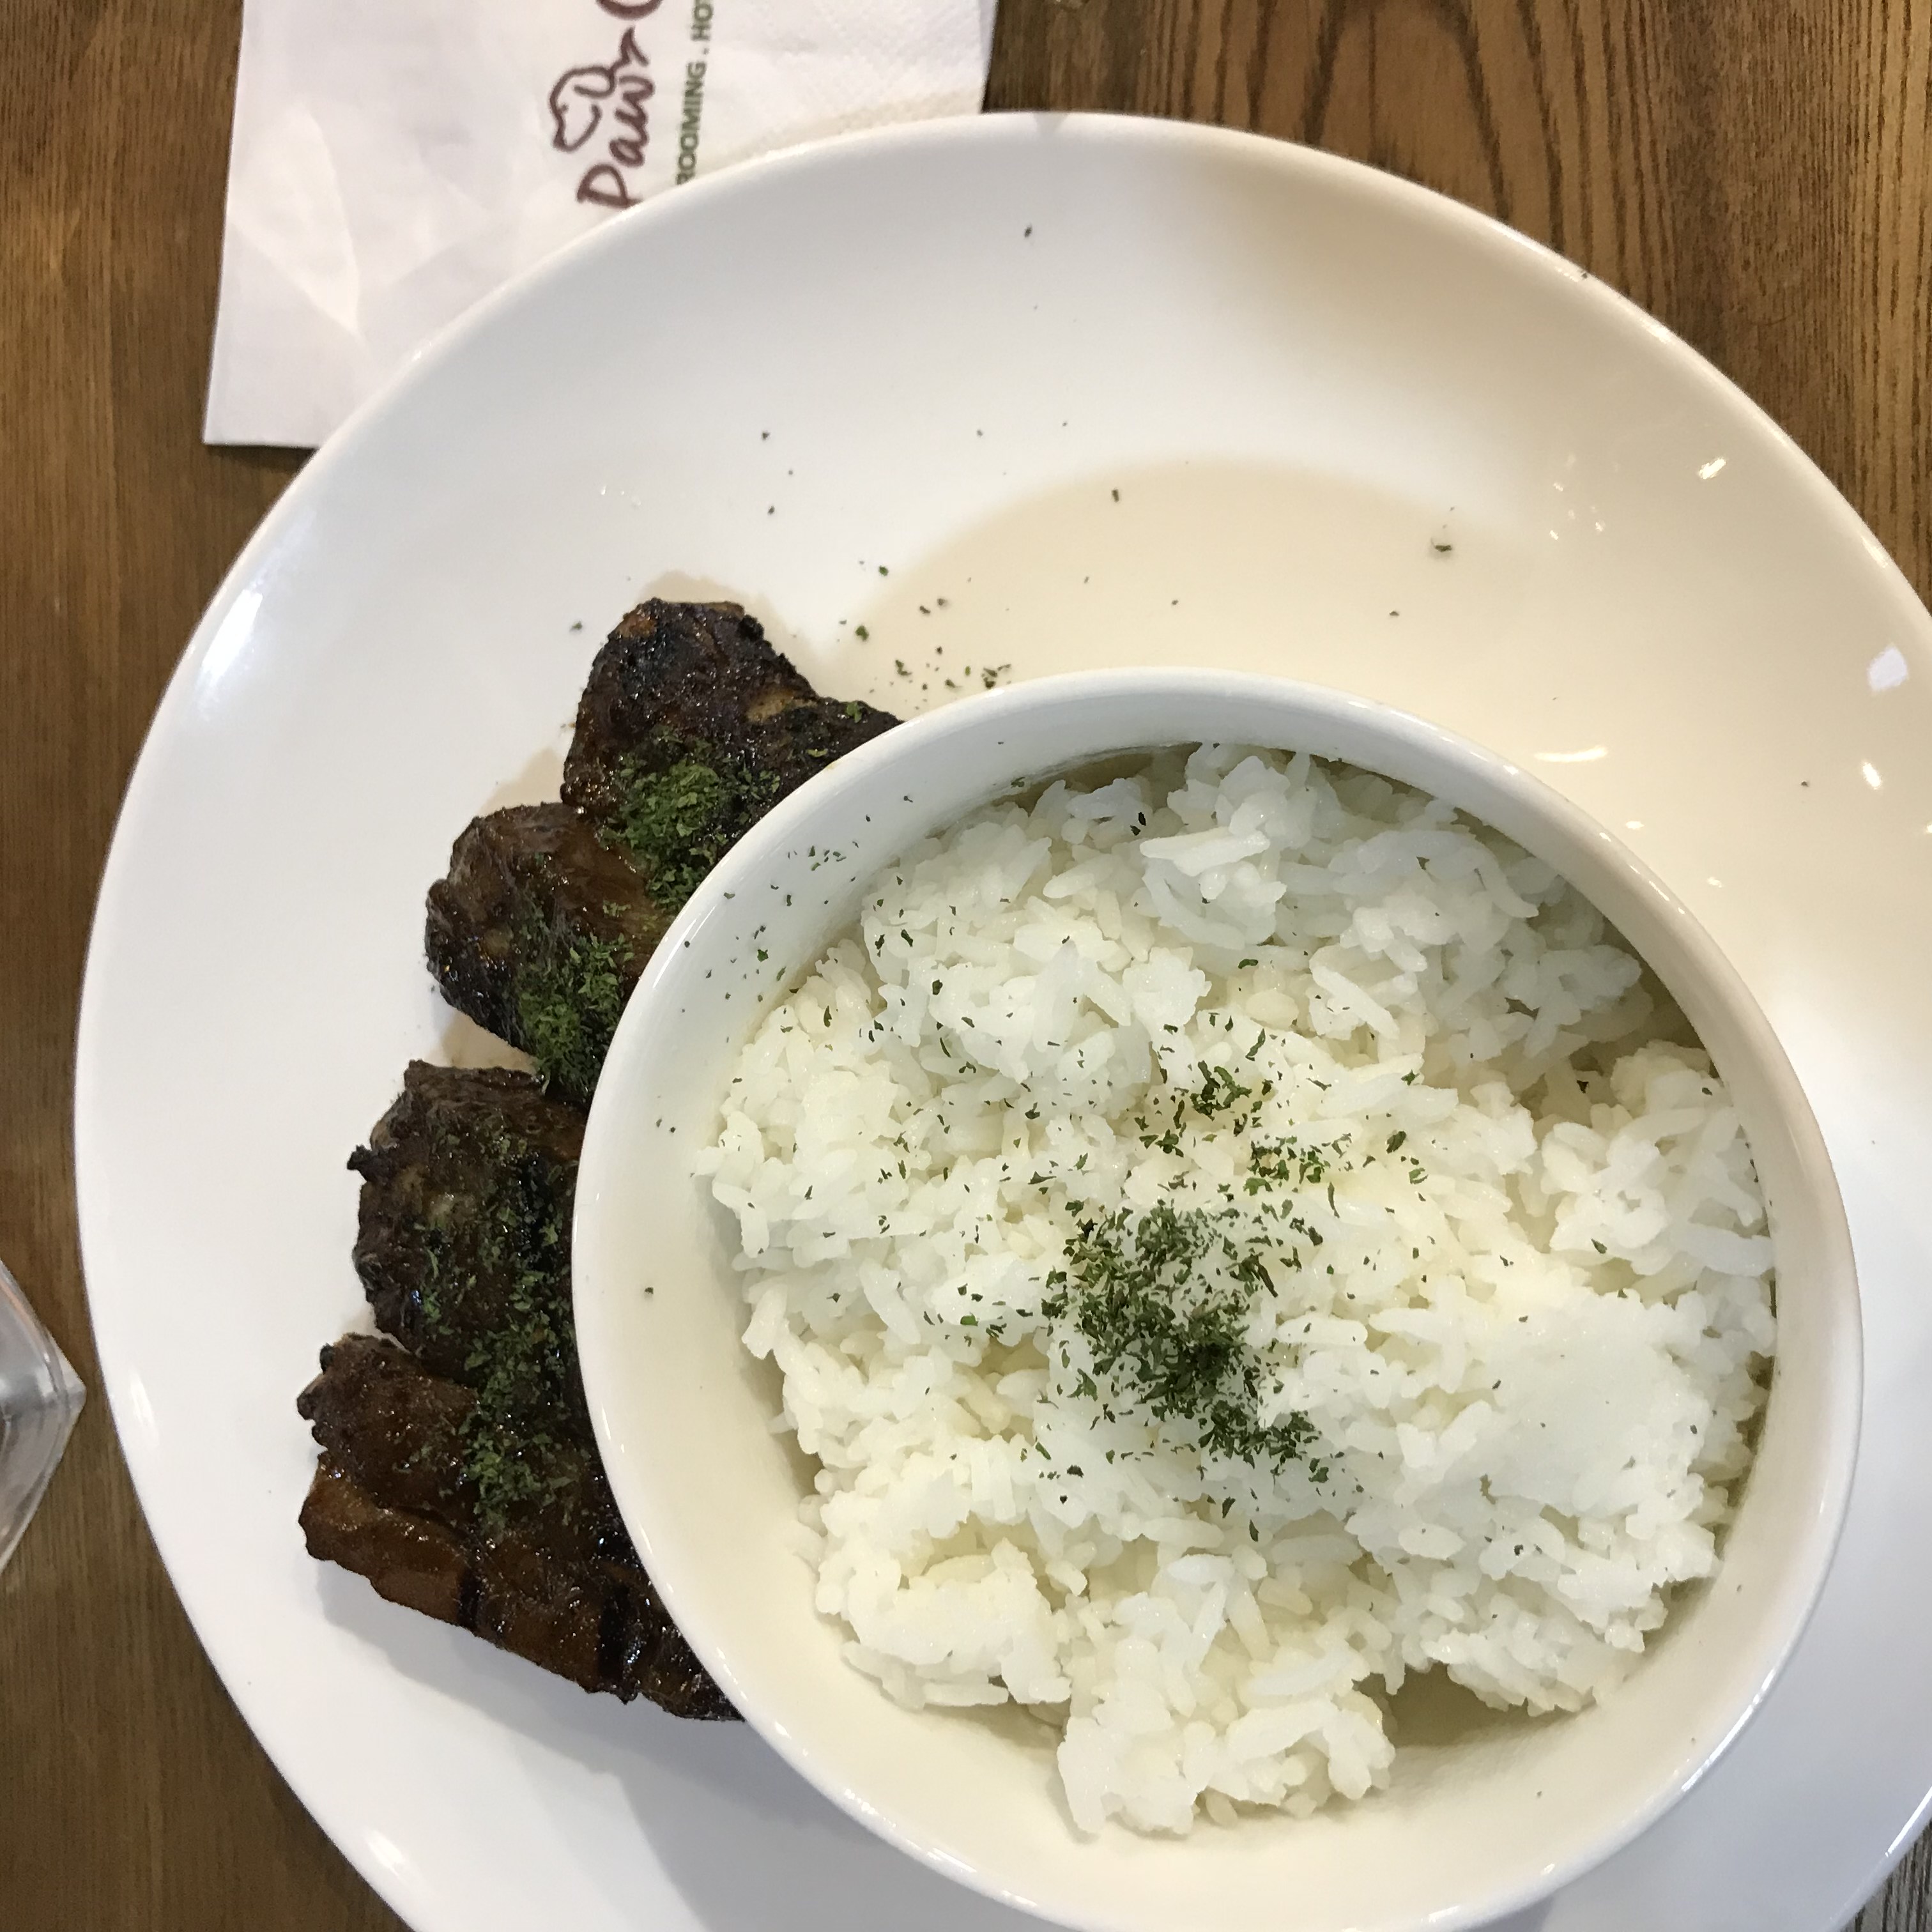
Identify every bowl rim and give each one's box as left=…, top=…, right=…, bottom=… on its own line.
left=576, top=665, right=1863, bottom=1931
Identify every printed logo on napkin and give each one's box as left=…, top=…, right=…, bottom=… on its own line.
left=547, top=0, right=715, bottom=212
left=205, top=0, right=994, bottom=447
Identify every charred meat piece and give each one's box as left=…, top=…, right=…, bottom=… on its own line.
left=425, top=804, right=670, bottom=1106
left=424, top=600, right=896, bottom=1103
left=349, top=1062, right=585, bottom=1411
left=562, top=598, right=898, bottom=910
left=320, top=1070, right=732, bottom=1717
left=300, top=1460, right=474, bottom=1624
left=332, top=596, right=901, bottom=1710
left=298, top=1336, right=733, bottom=1719
left=348, top=1061, right=585, bottom=1534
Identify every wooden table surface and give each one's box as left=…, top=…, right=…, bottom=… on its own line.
left=4, top=1, right=1929, bottom=1926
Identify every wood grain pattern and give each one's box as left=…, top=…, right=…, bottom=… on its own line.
left=1, top=0, right=361, bottom=1926
left=1, top=2, right=1926, bottom=1927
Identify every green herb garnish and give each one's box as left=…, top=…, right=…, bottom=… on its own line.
left=1041, top=1202, right=1323, bottom=1475
left=511, top=916, right=631, bottom=1105
left=412, top=1118, right=582, bottom=1526
left=604, top=738, right=782, bottom=909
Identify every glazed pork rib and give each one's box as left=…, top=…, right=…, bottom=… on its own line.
left=303, top=1060, right=733, bottom=1717
left=348, top=1061, right=587, bottom=1398
left=425, top=600, right=896, bottom=1103
left=560, top=597, right=899, bottom=874
left=424, top=807, right=671, bottom=1110
left=303, top=597, right=897, bottom=1715
left=298, top=1335, right=731, bottom=1717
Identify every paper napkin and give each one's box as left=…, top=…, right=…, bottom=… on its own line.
left=205, top=0, right=997, bottom=447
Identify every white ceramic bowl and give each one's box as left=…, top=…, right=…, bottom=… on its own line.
left=574, top=669, right=1860, bottom=1932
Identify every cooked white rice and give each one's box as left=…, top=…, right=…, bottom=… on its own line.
left=696, top=744, right=1775, bottom=1835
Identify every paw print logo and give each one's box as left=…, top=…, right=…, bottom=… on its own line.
left=549, top=27, right=653, bottom=157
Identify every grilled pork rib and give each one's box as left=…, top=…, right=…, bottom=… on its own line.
left=349, top=1060, right=586, bottom=1400
left=303, top=597, right=898, bottom=1714
left=425, top=601, right=894, bottom=1103
left=298, top=1336, right=732, bottom=1717
left=562, top=598, right=898, bottom=873
left=424, top=806, right=670, bottom=1110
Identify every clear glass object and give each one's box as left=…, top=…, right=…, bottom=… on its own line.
left=0, top=1257, right=84, bottom=1574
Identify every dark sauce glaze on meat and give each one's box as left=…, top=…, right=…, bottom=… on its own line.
left=425, top=602, right=893, bottom=1108
left=299, top=1335, right=730, bottom=1716
left=298, top=600, right=898, bottom=1713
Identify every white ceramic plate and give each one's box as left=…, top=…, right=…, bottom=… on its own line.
left=76, top=114, right=1932, bottom=1932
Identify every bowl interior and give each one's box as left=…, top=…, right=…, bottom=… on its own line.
left=574, top=671, right=1859, bottom=1932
